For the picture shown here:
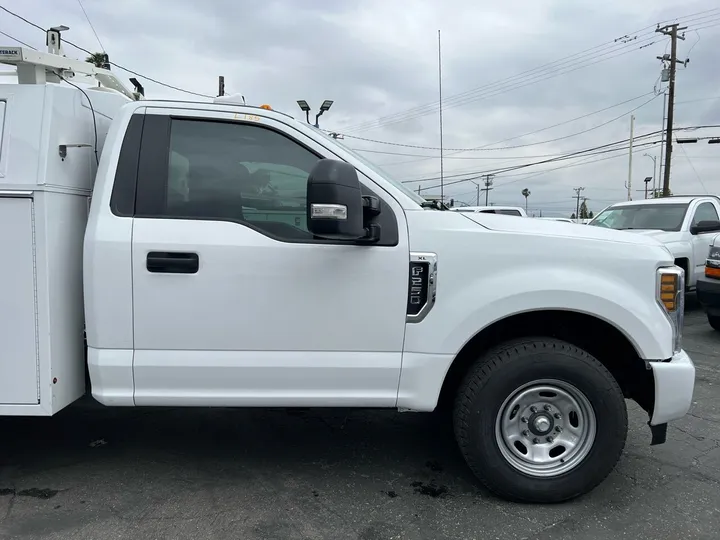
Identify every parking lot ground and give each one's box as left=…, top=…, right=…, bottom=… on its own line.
left=1, top=302, right=719, bottom=540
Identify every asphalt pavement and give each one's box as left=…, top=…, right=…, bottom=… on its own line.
left=1, top=302, right=719, bottom=540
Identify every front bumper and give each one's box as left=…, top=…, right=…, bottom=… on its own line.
left=696, top=275, right=720, bottom=316
left=648, top=349, right=695, bottom=426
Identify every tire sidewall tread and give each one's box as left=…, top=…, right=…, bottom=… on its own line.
left=453, top=338, right=628, bottom=503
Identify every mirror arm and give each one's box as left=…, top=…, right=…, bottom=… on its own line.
left=355, top=223, right=381, bottom=244
left=362, top=196, right=381, bottom=217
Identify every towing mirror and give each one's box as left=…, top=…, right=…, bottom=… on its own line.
left=690, top=220, right=720, bottom=235
left=306, top=159, right=365, bottom=241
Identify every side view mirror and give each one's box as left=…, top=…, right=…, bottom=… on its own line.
left=306, top=159, right=365, bottom=241
left=690, top=220, right=720, bottom=235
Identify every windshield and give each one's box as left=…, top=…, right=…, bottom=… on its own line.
left=589, top=203, right=689, bottom=232
left=314, top=130, right=427, bottom=205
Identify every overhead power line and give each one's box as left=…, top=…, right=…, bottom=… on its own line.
left=411, top=137, right=662, bottom=187
left=340, top=8, right=720, bottom=133
left=423, top=142, right=661, bottom=196
left=76, top=0, right=106, bottom=52
left=409, top=121, right=720, bottom=191
left=0, top=29, right=36, bottom=49
left=676, top=95, right=720, bottom=105
left=415, top=127, right=720, bottom=195
left=341, top=9, right=720, bottom=133
left=413, top=137, right=660, bottom=187
left=348, top=147, right=588, bottom=160
left=0, top=5, right=43, bottom=30
left=346, top=38, right=660, bottom=134
left=339, top=92, right=656, bottom=152
left=340, top=93, right=665, bottom=163
left=0, top=5, right=214, bottom=99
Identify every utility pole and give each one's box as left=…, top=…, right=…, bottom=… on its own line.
left=217, top=76, right=225, bottom=97
left=573, top=187, right=585, bottom=222
left=480, top=174, right=494, bottom=205
left=470, top=180, right=480, bottom=206
left=656, top=23, right=686, bottom=197
left=627, top=114, right=635, bottom=201
left=658, top=91, right=667, bottom=193
left=438, top=29, right=445, bottom=205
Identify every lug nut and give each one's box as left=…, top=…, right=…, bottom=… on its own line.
left=546, top=436, right=554, bottom=443
left=555, top=426, right=563, bottom=433
left=533, top=437, right=540, bottom=444
left=554, top=413, right=561, bottom=419
left=521, top=416, right=528, bottom=424
left=530, top=406, right=538, bottom=413
left=522, top=430, right=530, bottom=437
left=544, top=405, right=552, bottom=412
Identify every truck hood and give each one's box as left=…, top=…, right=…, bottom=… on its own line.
left=459, top=213, right=666, bottom=247
left=613, top=229, right=685, bottom=243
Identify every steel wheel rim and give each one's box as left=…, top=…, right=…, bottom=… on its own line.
left=494, top=378, right=597, bottom=477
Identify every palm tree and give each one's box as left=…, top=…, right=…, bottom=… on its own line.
left=85, top=52, right=109, bottom=86
left=521, top=188, right=531, bottom=212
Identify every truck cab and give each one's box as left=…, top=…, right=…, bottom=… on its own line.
left=0, top=43, right=696, bottom=504
left=588, top=196, right=720, bottom=290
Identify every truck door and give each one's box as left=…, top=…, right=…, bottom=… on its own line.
left=689, top=201, right=720, bottom=284
left=129, top=108, right=409, bottom=407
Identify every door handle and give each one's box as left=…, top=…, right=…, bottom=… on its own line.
left=146, top=252, right=199, bottom=274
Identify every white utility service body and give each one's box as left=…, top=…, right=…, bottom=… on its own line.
left=589, top=196, right=720, bottom=290
left=0, top=43, right=695, bottom=504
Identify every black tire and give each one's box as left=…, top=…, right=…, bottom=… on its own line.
left=708, top=314, right=720, bottom=332
left=453, top=338, right=627, bottom=503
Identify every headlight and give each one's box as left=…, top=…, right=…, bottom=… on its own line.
left=657, top=266, right=684, bottom=354
left=706, top=245, right=720, bottom=279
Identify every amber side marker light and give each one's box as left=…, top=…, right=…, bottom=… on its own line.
left=706, top=265, right=720, bottom=279
left=660, top=273, right=678, bottom=311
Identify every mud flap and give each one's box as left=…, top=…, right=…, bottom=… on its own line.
left=649, top=421, right=668, bottom=445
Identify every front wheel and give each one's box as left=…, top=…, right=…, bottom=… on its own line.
left=453, top=338, right=628, bottom=503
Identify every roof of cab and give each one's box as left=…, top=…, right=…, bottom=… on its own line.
left=130, top=99, right=299, bottom=121
left=609, top=196, right=716, bottom=207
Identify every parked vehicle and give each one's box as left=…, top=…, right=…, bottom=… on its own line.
left=695, top=233, right=720, bottom=330
left=588, top=196, right=720, bottom=290
left=0, top=41, right=695, bottom=504
left=537, top=217, right=574, bottom=223
left=451, top=205, right=527, bottom=217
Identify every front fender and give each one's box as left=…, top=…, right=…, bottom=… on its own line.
left=663, top=241, right=692, bottom=261
left=403, top=267, right=673, bottom=360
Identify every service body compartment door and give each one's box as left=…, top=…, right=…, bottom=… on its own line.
left=0, top=196, right=39, bottom=404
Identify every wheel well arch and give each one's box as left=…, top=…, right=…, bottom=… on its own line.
left=674, top=257, right=690, bottom=289
left=674, top=257, right=689, bottom=275
left=437, top=310, right=654, bottom=413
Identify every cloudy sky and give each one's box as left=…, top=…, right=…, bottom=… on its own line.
left=2, top=0, right=719, bottom=216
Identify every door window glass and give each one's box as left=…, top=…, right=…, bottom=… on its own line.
left=691, top=202, right=719, bottom=226
left=164, top=119, right=321, bottom=240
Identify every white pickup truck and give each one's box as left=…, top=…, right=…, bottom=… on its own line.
left=589, top=196, right=720, bottom=290
left=0, top=43, right=695, bottom=504
left=451, top=205, right=527, bottom=217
